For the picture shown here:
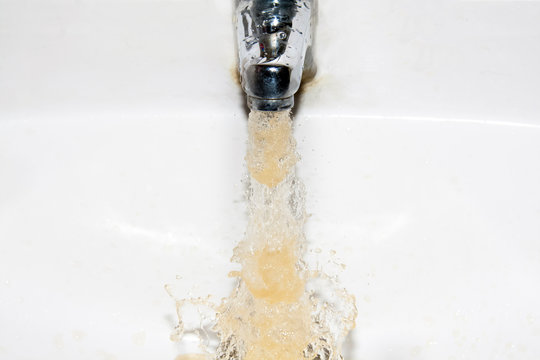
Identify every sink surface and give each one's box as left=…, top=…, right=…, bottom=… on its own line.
left=1, top=0, right=540, bottom=359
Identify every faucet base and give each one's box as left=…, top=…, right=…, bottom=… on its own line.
left=247, top=96, right=294, bottom=112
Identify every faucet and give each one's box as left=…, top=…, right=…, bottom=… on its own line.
left=235, top=0, right=316, bottom=111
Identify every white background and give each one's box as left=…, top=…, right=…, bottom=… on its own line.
left=1, top=0, right=540, bottom=359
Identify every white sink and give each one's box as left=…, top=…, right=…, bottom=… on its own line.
left=1, top=0, right=540, bottom=359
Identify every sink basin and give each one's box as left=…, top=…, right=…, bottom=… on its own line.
left=1, top=0, right=540, bottom=359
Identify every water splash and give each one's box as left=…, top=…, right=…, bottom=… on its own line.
left=168, top=110, right=356, bottom=360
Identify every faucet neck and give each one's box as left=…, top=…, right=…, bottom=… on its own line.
left=236, top=0, right=315, bottom=111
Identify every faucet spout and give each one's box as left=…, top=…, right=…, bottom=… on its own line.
left=235, top=0, right=315, bottom=111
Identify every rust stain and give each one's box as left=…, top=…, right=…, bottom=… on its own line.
left=230, top=65, right=241, bottom=86
left=297, top=74, right=326, bottom=95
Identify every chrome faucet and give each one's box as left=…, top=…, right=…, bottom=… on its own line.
left=235, top=0, right=316, bottom=111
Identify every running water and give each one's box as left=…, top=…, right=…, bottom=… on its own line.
left=168, top=111, right=357, bottom=360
